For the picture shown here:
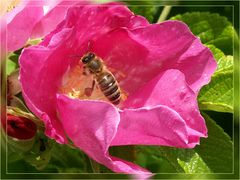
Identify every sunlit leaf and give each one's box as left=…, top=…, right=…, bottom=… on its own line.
left=207, top=45, right=233, bottom=73
left=198, top=71, right=233, bottom=113
left=136, top=113, right=233, bottom=173
left=170, top=12, right=233, bottom=54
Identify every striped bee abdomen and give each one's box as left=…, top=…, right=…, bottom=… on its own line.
left=81, top=52, right=122, bottom=105
left=96, top=72, right=121, bottom=105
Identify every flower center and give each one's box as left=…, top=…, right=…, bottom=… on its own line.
left=58, top=64, right=128, bottom=107
left=0, top=0, right=21, bottom=16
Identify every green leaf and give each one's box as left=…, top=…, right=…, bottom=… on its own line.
left=7, top=160, right=40, bottom=173
left=137, top=146, right=211, bottom=173
left=197, top=45, right=233, bottom=113
left=110, top=145, right=136, bottom=162
left=6, top=59, right=17, bottom=75
left=170, top=12, right=233, bottom=54
left=146, top=146, right=211, bottom=173
left=198, top=71, right=233, bottom=113
left=136, top=150, right=176, bottom=173
left=48, top=142, right=90, bottom=173
left=137, top=113, right=233, bottom=173
left=195, top=113, right=233, bottom=173
left=7, top=136, right=36, bottom=153
left=6, top=53, right=19, bottom=75
left=177, top=153, right=211, bottom=173
left=24, top=133, right=53, bottom=170
left=207, top=45, right=233, bottom=73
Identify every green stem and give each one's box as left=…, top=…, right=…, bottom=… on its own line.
left=158, top=6, right=172, bottom=23
left=89, top=158, right=101, bottom=173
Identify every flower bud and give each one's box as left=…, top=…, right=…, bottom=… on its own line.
left=2, top=114, right=37, bottom=140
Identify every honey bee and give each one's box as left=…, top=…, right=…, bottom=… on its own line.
left=81, top=52, right=122, bottom=105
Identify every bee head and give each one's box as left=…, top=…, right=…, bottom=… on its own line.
left=81, top=52, right=95, bottom=64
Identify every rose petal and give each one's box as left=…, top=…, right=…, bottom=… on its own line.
left=31, top=0, right=85, bottom=38
left=19, top=28, right=76, bottom=143
left=40, top=2, right=148, bottom=55
left=111, top=69, right=207, bottom=148
left=93, top=20, right=217, bottom=94
left=111, top=105, right=194, bottom=148
left=1, top=0, right=44, bottom=51
left=57, top=94, right=151, bottom=174
left=128, top=15, right=149, bottom=28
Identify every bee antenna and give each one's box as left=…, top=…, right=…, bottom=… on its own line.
left=68, top=54, right=82, bottom=59
left=87, top=40, right=92, bottom=52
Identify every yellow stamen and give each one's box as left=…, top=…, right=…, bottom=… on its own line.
left=0, top=0, right=21, bottom=16
left=59, top=65, right=108, bottom=101
left=58, top=64, right=128, bottom=107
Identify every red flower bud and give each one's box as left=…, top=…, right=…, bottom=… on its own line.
left=2, top=114, right=37, bottom=140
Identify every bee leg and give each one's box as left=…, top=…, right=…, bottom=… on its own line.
left=84, top=79, right=96, bottom=97
left=82, top=66, right=92, bottom=76
left=91, top=79, right=96, bottom=91
left=82, top=66, right=87, bottom=76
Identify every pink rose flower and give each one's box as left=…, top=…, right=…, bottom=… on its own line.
left=1, top=0, right=84, bottom=51
left=19, top=2, right=217, bottom=174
